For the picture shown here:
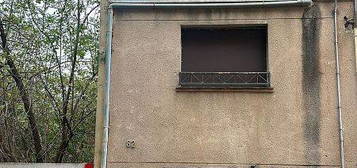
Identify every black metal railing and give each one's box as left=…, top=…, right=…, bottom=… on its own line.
left=179, top=72, right=270, bottom=88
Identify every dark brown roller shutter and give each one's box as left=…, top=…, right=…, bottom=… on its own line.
left=181, top=26, right=267, bottom=72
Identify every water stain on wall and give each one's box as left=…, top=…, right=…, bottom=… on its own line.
left=302, top=5, right=321, bottom=165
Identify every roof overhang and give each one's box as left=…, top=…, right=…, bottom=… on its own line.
left=109, top=0, right=313, bottom=8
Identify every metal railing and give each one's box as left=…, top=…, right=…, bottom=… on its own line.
left=179, top=72, right=270, bottom=88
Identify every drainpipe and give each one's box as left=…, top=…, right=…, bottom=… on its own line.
left=355, top=0, right=357, bottom=71
left=100, top=5, right=113, bottom=168
left=99, top=0, right=313, bottom=168
left=333, top=0, right=345, bottom=167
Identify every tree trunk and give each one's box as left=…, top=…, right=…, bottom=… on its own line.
left=0, top=19, right=43, bottom=162
left=54, top=0, right=81, bottom=162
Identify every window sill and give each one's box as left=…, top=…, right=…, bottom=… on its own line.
left=176, top=86, right=274, bottom=93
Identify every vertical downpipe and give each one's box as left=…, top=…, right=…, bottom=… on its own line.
left=101, top=5, right=113, bottom=168
left=353, top=28, right=357, bottom=72
left=355, top=0, right=357, bottom=72
left=333, top=0, right=345, bottom=167
left=355, top=28, right=357, bottom=72
left=354, top=0, right=357, bottom=71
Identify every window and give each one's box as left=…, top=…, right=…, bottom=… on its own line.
left=178, top=26, right=270, bottom=89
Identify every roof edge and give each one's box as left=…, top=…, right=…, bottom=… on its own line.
left=109, top=0, right=313, bottom=8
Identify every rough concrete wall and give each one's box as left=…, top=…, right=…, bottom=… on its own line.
left=101, top=2, right=356, bottom=168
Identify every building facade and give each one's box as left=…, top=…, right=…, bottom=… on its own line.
left=95, top=0, right=357, bottom=167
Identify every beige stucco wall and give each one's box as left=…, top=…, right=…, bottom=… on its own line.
left=98, top=1, right=357, bottom=167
